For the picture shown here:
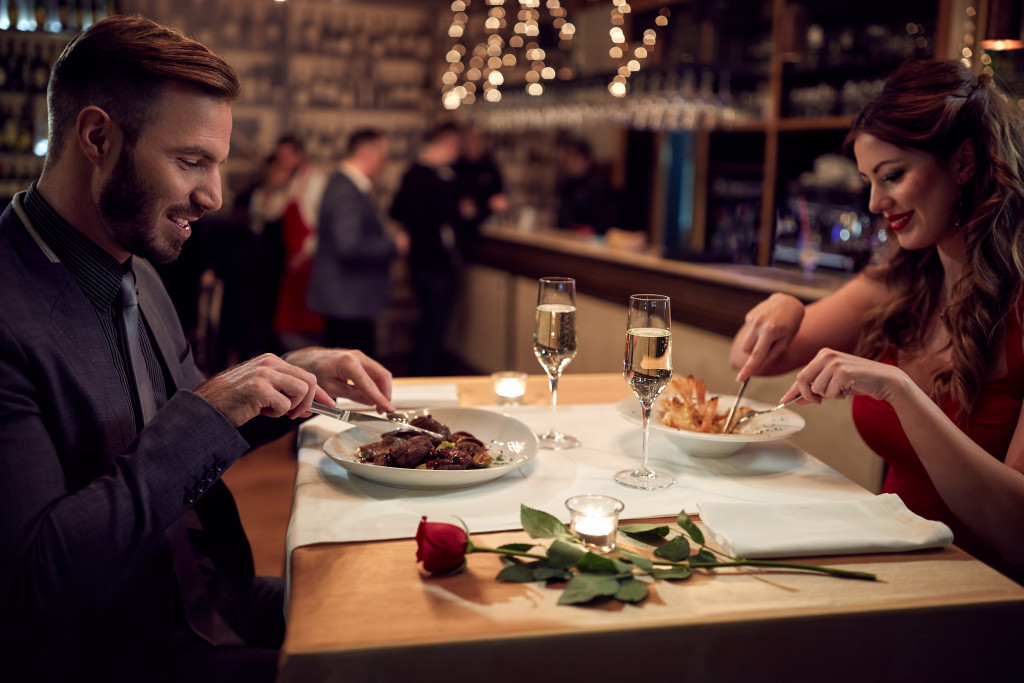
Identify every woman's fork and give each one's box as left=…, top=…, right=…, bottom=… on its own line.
left=727, top=398, right=799, bottom=433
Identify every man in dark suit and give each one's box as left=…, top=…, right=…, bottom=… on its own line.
left=389, top=123, right=463, bottom=376
left=0, top=16, right=394, bottom=682
left=308, top=129, right=408, bottom=357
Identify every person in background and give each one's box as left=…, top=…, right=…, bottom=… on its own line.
left=556, top=136, right=616, bottom=236
left=453, top=125, right=509, bottom=260
left=390, top=122, right=463, bottom=376
left=0, top=16, right=394, bottom=682
left=729, top=59, right=1024, bottom=583
left=308, top=128, right=409, bottom=357
left=218, top=152, right=288, bottom=362
left=264, top=135, right=328, bottom=351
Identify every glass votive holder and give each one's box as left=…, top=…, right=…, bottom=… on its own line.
left=491, top=371, right=528, bottom=406
left=565, top=494, right=625, bottom=552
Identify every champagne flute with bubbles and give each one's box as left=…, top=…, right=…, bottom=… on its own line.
left=615, top=294, right=674, bottom=489
left=533, top=277, right=580, bottom=449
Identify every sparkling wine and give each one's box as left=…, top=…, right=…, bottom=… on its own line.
left=624, top=327, right=672, bottom=404
left=533, top=303, right=577, bottom=376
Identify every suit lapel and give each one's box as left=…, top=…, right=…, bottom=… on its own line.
left=8, top=207, right=139, bottom=447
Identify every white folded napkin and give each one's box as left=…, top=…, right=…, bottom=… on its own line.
left=696, top=494, right=954, bottom=559
left=333, top=383, right=460, bottom=411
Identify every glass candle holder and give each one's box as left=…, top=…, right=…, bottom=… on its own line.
left=491, top=371, right=528, bottom=406
left=565, top=494, right=625, bottom=552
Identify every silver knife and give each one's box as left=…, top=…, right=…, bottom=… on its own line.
left=309, top=401, right=444, bottom=440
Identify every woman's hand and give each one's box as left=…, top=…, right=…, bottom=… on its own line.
left=730, top=293, right=806, bottom=381
left=282, top=347, right=395, bottom=414
left=779, top=348, right=914, bottom=406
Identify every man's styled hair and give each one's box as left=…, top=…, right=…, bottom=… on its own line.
left=46, top=14, right=240, bottom=163
left=345, top=128, right=386, bottom=157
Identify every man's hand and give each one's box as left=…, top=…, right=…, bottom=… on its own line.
left=282, top=347, right=395, bottom=414
left=195, top=353, right=333, bottom=427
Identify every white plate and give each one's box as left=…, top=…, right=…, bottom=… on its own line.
left=323, top=407, right=539, bottom=489
left=616, top=393, right=805, bottom=458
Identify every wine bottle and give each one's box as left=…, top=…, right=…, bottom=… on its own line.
left=31, top=43, right=50, bottom=92
left=16, top=0, right=34, bottom=31
left=80, top=0, right=92, bottom=30
left=43, top=0, right=59, bottom=32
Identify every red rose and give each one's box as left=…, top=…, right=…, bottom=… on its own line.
left=416, top=516, right=469, bottom=573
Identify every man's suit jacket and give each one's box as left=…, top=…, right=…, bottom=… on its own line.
left=308, top=170, right=397, bottom=319
left=389, top=162, right=460, bottom=268
left=0, top=195, right=289, bottom=676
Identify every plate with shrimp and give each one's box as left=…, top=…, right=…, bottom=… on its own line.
left=616, top=375, right=805, bottom=458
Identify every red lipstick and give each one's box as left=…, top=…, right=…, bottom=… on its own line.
left=886, top=211, right=913, bottom=232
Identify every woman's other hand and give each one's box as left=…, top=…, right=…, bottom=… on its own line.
left=779, top=348, right=914, bottom=406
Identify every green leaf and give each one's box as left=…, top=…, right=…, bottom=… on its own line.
left=547, top=539, right=587, bottom=568
left=677, top=514, right=705, bottom=546
left=694, top=549, right=717, bottom=564
left=521, top=504, right=573, bottom=539
left=496, top=563, right=537, bottom=583
left=652, top=567, right=693, bottom=581
left=612, top=559, right=635, bottom=574
left=576, top=552, right=619, bottom=574
left=654, top=536, right=691, bottom=562
left=534, top=566, right=572, bottom=581
left=615, top=578, right=649, bottom=603
left=617, top=549, right=654, bottom=572
left=619, top=523, right=671, bottom=537
left=557, top=573, right=620, bottom=605
left=497, top=543, right=537, bottom=553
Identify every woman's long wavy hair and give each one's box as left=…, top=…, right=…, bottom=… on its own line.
left=843, top=60, right=1024, bottom=423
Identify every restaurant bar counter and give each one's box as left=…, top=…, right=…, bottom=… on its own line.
left=278, top=375, right=1024, bottom=683
left=450, top=224, right=883, bottom=492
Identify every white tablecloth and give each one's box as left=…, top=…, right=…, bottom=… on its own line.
left=285, top=403, right=873, bottom=556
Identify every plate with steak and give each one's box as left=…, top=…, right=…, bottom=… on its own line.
left=323, top=407, right=539, bottom=489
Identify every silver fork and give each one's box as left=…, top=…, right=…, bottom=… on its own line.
left=727, top=398, right=798, bottom=433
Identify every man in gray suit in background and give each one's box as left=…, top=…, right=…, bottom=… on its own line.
left=308, top=129, right=409, bottom=357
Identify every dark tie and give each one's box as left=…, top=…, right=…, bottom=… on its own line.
left=118, top=270, right=243, bottom=647
left=118, top=271, right=158, bottom=427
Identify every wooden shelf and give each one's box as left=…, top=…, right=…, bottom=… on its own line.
left=777, top=115, right=856, bottom=131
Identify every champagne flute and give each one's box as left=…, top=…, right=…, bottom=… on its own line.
left=533, top=277, right=580, bottom=449
left=615, top=294, right=674, bottom=490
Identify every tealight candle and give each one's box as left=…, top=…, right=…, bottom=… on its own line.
left=491, top=371, right=528, bottom=406
left=565, top=494, right=625, bottom=552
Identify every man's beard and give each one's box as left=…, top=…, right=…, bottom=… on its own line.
left=97, top=147, right=194, bottom=264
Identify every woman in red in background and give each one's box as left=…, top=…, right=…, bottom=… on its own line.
left=265, top=135, right=327, bottom=351
left=730, top=60, right=1024, bottom=582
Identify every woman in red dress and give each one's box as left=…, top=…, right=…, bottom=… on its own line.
left=730, top=60, right=1024, bottom=581
left=265, top=138, right=327, bottom=350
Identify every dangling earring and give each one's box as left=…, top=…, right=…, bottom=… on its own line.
left=954, top=192, right=964, bottom=233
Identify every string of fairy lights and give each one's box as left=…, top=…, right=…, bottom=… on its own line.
left=607, top=2, right=669, bottom=98
left=443, top=0, right=672, bottom=109
left=442, top=0, right=577, bottom=110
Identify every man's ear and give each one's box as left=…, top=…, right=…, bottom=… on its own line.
left=75, top=106, right=118, bottom=165
left=954, top=138, right=977, bottom=185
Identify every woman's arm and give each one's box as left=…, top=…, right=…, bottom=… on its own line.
left=730, top=273, right=888, bottom=381
left=781, top=349, right=1024, bottom=566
